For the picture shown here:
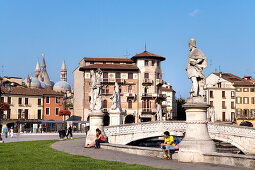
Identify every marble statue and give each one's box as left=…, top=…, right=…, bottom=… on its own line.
left=110, top=82, right=121, bottom=111
left=185, top=38, right=207, bottom=97
left=210, top=108, right=215, bottom=123
left=89, top=69, right=103, bottom=112
left=156, top=103, right=162, bottom=121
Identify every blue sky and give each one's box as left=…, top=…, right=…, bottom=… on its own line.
left=0, top=0, right=255, bottom=98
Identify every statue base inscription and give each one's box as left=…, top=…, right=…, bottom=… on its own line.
left=85, top=110, right=104, bottom=146
left=178, top=102, right=216, bottom=162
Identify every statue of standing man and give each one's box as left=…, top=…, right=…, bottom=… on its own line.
left=185, top=39, right=207, bottom=98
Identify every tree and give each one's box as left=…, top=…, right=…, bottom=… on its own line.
left=176, top=98, right=186, bottom=120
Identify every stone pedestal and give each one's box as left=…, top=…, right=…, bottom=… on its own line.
left=178, top=101, right=216, bottom=162
left=85, top=110, right=104, bottom=146
left=109, top=109, right=122, bottom=126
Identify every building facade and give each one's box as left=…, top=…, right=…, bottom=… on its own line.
left=73, top=51, right=171, bottom=124
left=205, top=72, right=255, bottom=126
left=162, top=83, right=177, bottom=120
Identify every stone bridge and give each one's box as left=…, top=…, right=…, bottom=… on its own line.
left=104, top=121, right=255, bottom=155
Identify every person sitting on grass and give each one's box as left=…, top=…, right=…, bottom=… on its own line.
left=85, top=128, right=105, bottom=148
left=160, top=131, right=175, bottom=159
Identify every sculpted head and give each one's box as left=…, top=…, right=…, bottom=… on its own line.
left=189, top=38, right=196, bottom=51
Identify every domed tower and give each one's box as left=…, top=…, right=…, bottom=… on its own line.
left=60, top=60, right=67, bottom=82
left=131, top=50, right=166, bottom=122
left=35, top=60, right=41, bottom=78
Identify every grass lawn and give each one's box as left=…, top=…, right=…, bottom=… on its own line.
left=0, top=140, right=163, bottom=170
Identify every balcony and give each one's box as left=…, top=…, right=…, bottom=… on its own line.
left=142, top=93, right=153, bottom=98
left=142, top=79, right=153, bottom=86
left=152, top=93, right=166, bottom=99
left=141, top=108, right=156, bottom=114
left=116, top=79, right=125, bottom=84
left=126, top=93, right=136, bottom=98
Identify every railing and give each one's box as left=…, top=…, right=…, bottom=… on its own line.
left=141, top=108, right=156, bottom=113
left=142, top=79, right=153, bottom=85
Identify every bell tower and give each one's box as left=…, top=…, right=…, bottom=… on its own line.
left=60, top=60, right=67, bottom=82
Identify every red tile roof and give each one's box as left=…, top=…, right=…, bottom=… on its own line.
left=83, top=57, right=133, bottom=63
left=1, top=86, right=64, bottom=96
left=213, top=73, right=255, bottom=86
left=79, top=64, right=139, bottom=71
left=131, top=51, right=165, bottom=61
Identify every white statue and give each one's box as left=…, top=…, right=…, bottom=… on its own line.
left=89, top=69, right=103, bottom=112
left=110, top=82, right=121, bottom=111
left=210, top=109, right=215, bottom=123
left=185, top=38, right=207, bottom=97
left=156, top=103, right=162, bottom=121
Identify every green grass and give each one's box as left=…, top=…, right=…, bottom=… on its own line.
left=0, top=140, right=162, bottom=170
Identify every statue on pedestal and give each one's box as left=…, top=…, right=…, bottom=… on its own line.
left=89, top=69, right=103, bottom=112
left=110, top=82, right=122, bottom=111
left=156, top=103, right=162, bottom=121
left=185, top=38, right=207, bottom=98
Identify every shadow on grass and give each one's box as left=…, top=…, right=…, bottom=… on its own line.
left=0, top=140, right=165, bottom=170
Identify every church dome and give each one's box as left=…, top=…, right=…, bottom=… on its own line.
left=53, top=81, right=71, bottom=92
left=40, top=81, right=47, bottom=89
left=30, top=77, right=42, bottom=89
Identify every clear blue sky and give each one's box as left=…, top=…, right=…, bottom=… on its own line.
left=0, top=0, right=255, bottom=98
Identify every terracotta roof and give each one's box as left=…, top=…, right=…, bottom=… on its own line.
left=213, top=73, right=255, bottom=86
left=83, top=57, right=133, bottom=63
left=1, top=86, right=64, bottom=96
left=162, top=87, right=175, bottom=92
left=79, top=64, right=139, bottom=71
left=131, top=51, right=165, bottom=61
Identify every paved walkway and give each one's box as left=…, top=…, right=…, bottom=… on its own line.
left=51, top=138, right=250, bottom=170
left=1, top=133, right=86, bottom=143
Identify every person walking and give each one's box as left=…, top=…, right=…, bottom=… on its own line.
left=66, top=123, right=73, bottom=139
left=3, top=126, right=8, bottom=138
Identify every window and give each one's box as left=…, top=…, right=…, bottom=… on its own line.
left=38, top=98, right=41, bottom=106
left=157, top=61, right=160, bottom=66
left=18, top=98, right=22, bottom=105
left=251, top=88, right=255, bottom=92
left=222, top=91, right=226, bottom=98
left=210, top=91, right=213, bottom=98
left=56, top=97, right=60, bottom=104
left=218, top=82, right=221, bottom=88
left=243, top=109, right=248, bottom=117
left=252, top=97, right=255, bottom=104
left=25, top=98, right=29, bottom=105
left=18, top=109, right=22, bottom=119
left=24, top=109, right=28, bottom=119
left=210, top=101, right=213, bottom=107
left=144, top=73, right=149, bottom=79
left=236, top=88, right=242, bottom=92
left=243, top=88, right=249, bottom=92
left=128, top=85, right=132, bottom=93
left=90, top=61, right=94, bottom=64
left=38, top=110, right=42, bottom=119
left=46, top=108, right=50, bottom=115
left=103, top=72, right=108, bottom=79
left=231, top=91, right=235, bottom=98
left=55, top=108, right=59, bottom=116
left=128, top=100, right=132, bottom=109
left=156, top=73, right=160, bottom=79
left=7, top=97, right=11, bottom=104
left=46, top=97, right=50, bottom=104
left=231, top=101, right=235, bottom=109
left=7, top=109, right=11, bottom=119
left=222, top=101, right=226, bottom=109
left=152, top=60, right=155, bottom=66
left=244, top=97, right=249, bottom=104
left=0, top=97, right=4, bottom=102
left=222, top=112, right=226, bottom=121
left=116, top=72, right=121, bottom=79
left=251, top=109, right=255, bottom=117
left=144, top=60, right=148, bottom=66
left=236, top=97, right=242, bottom=104
left=128, top=73, right=133, bottom=79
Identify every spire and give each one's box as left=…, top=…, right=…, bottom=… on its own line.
left=41, top=53, right=46, bottom=69
left=144, top=43, right=147, bottom=52
left=61, top=60, right=67, bottom=71
left=35, top=60, right=41, bottom=78
left=60, top=60, right=67, bottom=82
